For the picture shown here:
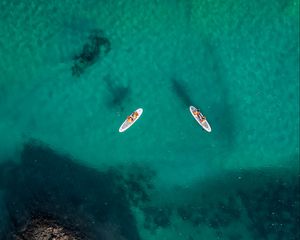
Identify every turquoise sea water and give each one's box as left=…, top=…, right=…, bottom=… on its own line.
left=0, top=0, right=299, bottom=239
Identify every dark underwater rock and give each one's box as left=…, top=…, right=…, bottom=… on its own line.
left=72, top=29, right=111, bottom=77
left=14, top=217, right=82, bottom=240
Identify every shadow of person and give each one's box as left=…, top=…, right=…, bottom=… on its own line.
left=170, top=38, right=235, bottom=149
left=171, top=77, right=194, bottom=107
left=103, top=75, right=130, bottom=110
left=201, top=39, right=236, bottom=149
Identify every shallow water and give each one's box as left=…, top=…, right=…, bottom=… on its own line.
left=0, top=0, right=299, bottom=239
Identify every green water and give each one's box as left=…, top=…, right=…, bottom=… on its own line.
left=0, top=0, right=299, bottom=239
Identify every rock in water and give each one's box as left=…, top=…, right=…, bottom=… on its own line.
left=14, top=217, right=83, bottom=240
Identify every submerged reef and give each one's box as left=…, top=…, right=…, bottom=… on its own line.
left=238, top=174, right=300, bottom=239
left=173, top=169, right=299, bottom=239
left=0, top=140, right=152, bottom=240
left=132, top=166, right=299, bottom=239
left=142, top=206, right=172, bottom=231
left=115, top=164, right=155, bottom=207
left=71, top=29, right=111, bottom=77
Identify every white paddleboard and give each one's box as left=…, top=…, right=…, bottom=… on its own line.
left=119, top=108, right=143, bottom=133
left=189, top=106, right=211, bottom=132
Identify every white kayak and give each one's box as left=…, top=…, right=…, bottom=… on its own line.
left=189, top=106, right=211, bottom=132
left=119, top=108, right=143, bottom=133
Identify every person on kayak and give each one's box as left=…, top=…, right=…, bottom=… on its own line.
left=200, top=115, right=206, bottom=123
left=193, top=109, right=201, bottom=117
left=127, top=116, right=134, bottom=123
left=193, top=109, right=206, bottom=122
left=127, top=111, right=139, bottom=123
left=132, top=111, right=139, bottom=119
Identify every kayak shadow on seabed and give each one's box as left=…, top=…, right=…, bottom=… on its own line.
left=171, top=77, right=194, bottom=107
left=170, top=38, right=237, bottom=149
left=0, top=140, right=147, bottom=240
left=103, top=74, right=131, bottom=110
left=201, top=39, right=236, bottom=148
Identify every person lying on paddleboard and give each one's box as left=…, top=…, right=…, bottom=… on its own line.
left=193, top=109, right=206, bottom=123
left=127, top=111, right=139, bottom=123
left=127, top=116, right=134, bottom=123
left=132, top=111, right=139, bottom=119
